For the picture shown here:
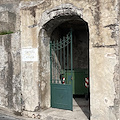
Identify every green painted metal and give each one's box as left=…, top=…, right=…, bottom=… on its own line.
left=64, top=69, right=88, bottom=95
left=50, top=30, right=73, bottom=110
left=51, top=84, right=72, bottom=110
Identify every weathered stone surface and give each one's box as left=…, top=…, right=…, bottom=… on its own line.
left=0, top=33, right=21, bottom=111
left=0, top=0, right=21, bottom=112
left=0, top=12, right=16, bottom=32
left=21, top=62, right=39, bottom=111
left=0, top=11, right=16, bottom=23
left=0, top=0, right=120, bottom=120
left=39, top=29, right=50, bottom=109
left=90, top=47, right=117, bottom=120
left=0, top=2, right=21, bottom=32
left=19, top=0, right=120, bottom=119
left=11, top=32, right=21, bottom=111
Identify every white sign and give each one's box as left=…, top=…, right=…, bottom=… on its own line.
left=22, top=48, right=38, bottom=61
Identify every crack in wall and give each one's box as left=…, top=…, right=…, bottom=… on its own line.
left=93, top=44, right=117, bottom=48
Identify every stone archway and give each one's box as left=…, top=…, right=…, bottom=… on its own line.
left=38, top=3, right=89, bottom=109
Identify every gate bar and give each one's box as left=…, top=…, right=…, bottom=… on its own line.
left=53, top=41, right=55, bottom=83
left=57, top=40, right=59, bottom=83
left=67, top=34, right=69, bottom=84
left=60, top=39, right=62, bottom=81
left=50, top=41, right=52, bottom=84
left=63, top=37, right=65, bottom=76
left=70, top=29, right=73, bottom=80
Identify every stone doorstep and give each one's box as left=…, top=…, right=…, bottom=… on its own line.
left=22, top=111, right=43, bottom=119
left=22, top=108, right=89, bottom=120
left=22, top=107, right=89, bottom=120
left=22, top=110, right=68, bottom=120
left=0, top=97, right=89, bottom=120
left=0, top=106, right=88, bottom=120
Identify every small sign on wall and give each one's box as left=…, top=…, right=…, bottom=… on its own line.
left=22, top=48, right=38, bottom=61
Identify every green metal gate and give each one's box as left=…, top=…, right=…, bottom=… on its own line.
left=50, top=30, right=73, bottom=110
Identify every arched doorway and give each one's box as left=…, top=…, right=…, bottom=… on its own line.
left=41, top=15, right=89, bottom=117
left=50, top=18, right=89, bottom=114
left=38, top=4, right=90, bottom=118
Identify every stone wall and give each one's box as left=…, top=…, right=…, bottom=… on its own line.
left=20, top=0, right=120, bottom=119
left=0, top=33, right=21, bottom=111
left=0, top=0, right=21, bottom=31
left=0, top=0, right=119, bottom=120
left=118, top=0, right=120, bottom=118
left=0, top=1, right=21, bottom=112
left=0, top=11, right=16, bottom=32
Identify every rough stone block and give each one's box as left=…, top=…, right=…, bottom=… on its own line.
left=0, top=11, right=16, bottom=23
left=0, top=11, right=16, bottom=32
left=0, top=21, right=15, bottom=32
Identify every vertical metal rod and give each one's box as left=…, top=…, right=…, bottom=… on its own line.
left=70, top=29, right=73, bottom=79
left=57, top=40, right=59, bottom=83
left=70, top=29, right=73, bottom=84
left=67, top=35, right=69, bottom=84
left=50, top=41, right=52, bottom=107
left=53, top=41, right=55, bottom=83
left=60, top=39, right=62, bottom=82
left=63, top=37, right=65, bottom=78
left=70, top=29, right=73, bottom=111
left=50, top=41, right=52, bottom=84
